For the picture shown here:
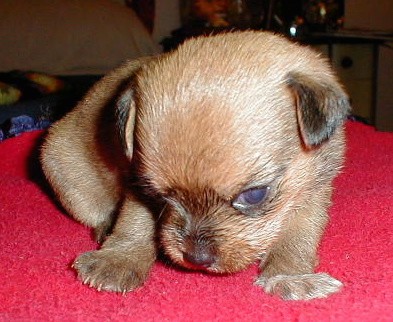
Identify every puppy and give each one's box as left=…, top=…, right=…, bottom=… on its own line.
left=41, top=31, right=350, bottom=300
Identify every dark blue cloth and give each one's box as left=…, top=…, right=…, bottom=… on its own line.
left=0, top=115, right=51, bottom=141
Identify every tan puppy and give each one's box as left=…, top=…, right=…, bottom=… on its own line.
left=41, top=31, right=350, bottom=300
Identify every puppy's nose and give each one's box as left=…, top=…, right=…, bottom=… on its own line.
left=183, top=249, right=215, bottom=269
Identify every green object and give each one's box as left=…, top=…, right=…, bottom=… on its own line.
left=0, top=81, right=21, bottom=105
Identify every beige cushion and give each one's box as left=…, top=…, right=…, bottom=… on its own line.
left=0, top=0, right=159, bottom=75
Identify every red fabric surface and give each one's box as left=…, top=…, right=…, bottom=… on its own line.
left=0, top=121, right=392, bottom=321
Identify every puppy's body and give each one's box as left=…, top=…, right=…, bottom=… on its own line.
left=41, top=31, right=349, bottom=300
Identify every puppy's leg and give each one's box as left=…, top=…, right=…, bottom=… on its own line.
left=73, top=193, right=156, bottom=293
left=255, top=193, right=342, bottom=300
left=41, top=132, right=123, bottom=243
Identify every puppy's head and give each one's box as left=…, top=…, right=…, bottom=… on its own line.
left=117, top=31, right=350, bottom=273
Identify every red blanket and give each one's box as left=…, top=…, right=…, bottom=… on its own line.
left=1, top=121, right=392, bottom=321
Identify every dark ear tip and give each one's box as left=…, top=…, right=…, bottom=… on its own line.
left=287, top=72, right=350, bottom=147
left=116, top=87, right=136, bottom=158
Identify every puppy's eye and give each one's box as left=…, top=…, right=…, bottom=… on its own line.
left=232, top=186, right=270, bottom=210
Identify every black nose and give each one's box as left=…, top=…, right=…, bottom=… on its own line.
left=183, top=249, right=215, bottom=269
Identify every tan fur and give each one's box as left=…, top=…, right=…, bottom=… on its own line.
left=41, top=31, right=349, bottom=300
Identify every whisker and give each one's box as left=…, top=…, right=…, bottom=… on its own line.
left=157, top=203, right=168, bottom=221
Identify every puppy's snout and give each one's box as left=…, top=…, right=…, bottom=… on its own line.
left=183, top=245, right=216, bottom=269
left=183, top=250, right=215, bottom=268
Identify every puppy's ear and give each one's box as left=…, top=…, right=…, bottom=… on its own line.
left=287, top=72, right=350, bottom=148
left=116, top=86, right=136, bottom=160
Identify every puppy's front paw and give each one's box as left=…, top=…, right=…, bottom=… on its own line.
left=255, top=273, right=343, bottom=300
left=73, top=249, right=150, bottom=293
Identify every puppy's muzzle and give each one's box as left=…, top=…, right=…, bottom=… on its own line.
left=182, top=242, right=217, bottom=270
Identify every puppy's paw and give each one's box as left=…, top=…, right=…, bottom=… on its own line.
left=73, top=249, right=150, bottom=293
left=255, top=273, right=343, bottom=300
